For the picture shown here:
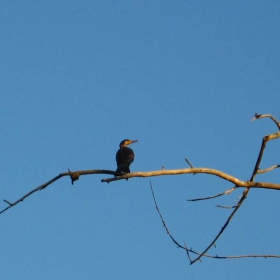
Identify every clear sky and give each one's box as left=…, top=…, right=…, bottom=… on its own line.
left=0, top=1, right=280, bottom=279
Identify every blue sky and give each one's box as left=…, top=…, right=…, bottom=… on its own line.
left=0, top=0, right=280, bottom=279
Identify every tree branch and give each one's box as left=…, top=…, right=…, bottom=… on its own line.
left=190, top=113, right=280, bottom=264
left=101, top=169, right=280, bottom=190
left=187, top=186, right=237, bottom=202
left=1, top=166, right=280, bottom=216
left=257, top=164, right=280, bottom=174
left=251, top=113, right=280, bottom=130
left=150, top=181, right=280, bottom=263
left=0, top=169, right=116, bottom=215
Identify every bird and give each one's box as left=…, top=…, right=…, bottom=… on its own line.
left=115, top=139, right=138, bottom=176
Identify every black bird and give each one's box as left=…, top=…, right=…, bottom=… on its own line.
left=115, top=139, right=138, bottom=176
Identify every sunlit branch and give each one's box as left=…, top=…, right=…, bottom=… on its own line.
left=2, top=166, right=280, bottom=216
left=257, top=164, right=280, bottom=174
left=251, top=113, right=280, bottom=130
left=102, top=169, right=280, bottom=190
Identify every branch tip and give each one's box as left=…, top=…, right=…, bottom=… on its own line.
left=3, top=200, right=12, bottom=206
left=185, top=157, right=194, bottom=168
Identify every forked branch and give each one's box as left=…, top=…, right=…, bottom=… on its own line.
left=149, top=113, right=280, bottom=264
left=150, top=182, right=280, bottom=262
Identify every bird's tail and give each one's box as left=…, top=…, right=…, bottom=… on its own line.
left=115, top=166, right=130, bottom=177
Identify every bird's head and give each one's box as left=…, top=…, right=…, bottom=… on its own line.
left=119, top=139, right=138, bottom=148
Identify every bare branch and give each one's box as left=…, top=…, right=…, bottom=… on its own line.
left=251, top=113, right=280, bottom=130
left=184, top=243, right=193, bottom=263
left=215, top=204, right=236, bottom=209
left=185, top=157, right=194, bottom=168
left=150, top=181, right=185, bottom=250
left=150, top=181, right=280, bottom=264
left=0, top=169, right=116, bottom=215
left=102, top=168, right=280, bottom=190
left=2, top=164, right=280, bottom=216
left=190, top=190, right=248, bottom=264
left=190, top=113, right=280, bottom=264
left=250, top=132, right=280, bottom=182
left=257, top=164, right=280, bottom=174
left=0, top=174, right=65, bottom=214
left=187, top=186, right=236, bottom=202
left=186, top=245, right=280, bottom=260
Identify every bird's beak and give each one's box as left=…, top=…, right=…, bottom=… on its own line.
left=129, top=140, right=138, bottom=145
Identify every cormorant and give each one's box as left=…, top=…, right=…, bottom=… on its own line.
left=115, top=139, right=137, bottom=176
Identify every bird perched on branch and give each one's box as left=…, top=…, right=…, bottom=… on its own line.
left=115, top=139, right=138, bottom=176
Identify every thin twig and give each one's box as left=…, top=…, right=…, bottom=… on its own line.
left=187, top=187, right=236, bottom=202
left=215, top=204, right=237, bottom=209
left=185, top=157, right=194, bottom=168
left=190, top=192, right=248, bottom=264
left=257, top=165, right=280, bottom=174
left=150, top=181, right=186, bottom=249
left=1, top=174, right=64, bottom=214
left=251, top=113, right=280, bottom=130
left=186, top=245, right=280, bottom=259
left=184, top=243, right=192, bottom=263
